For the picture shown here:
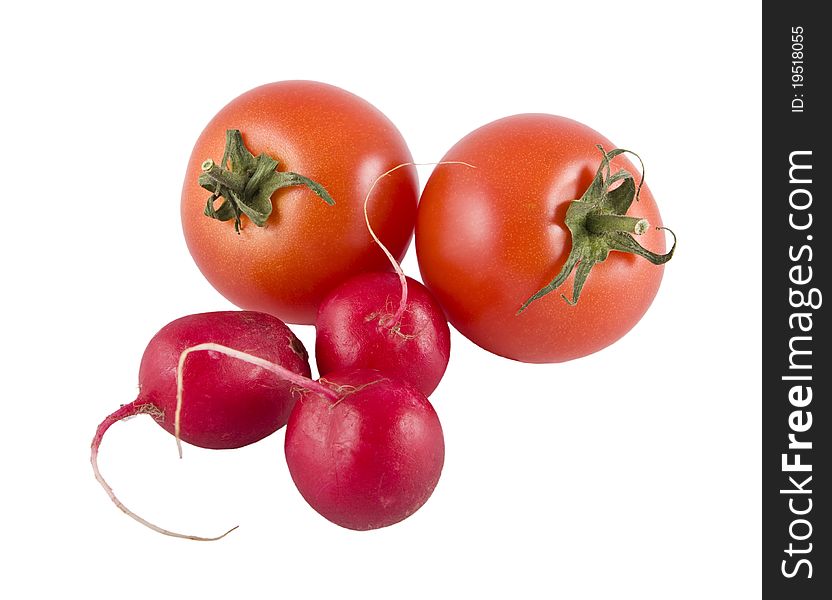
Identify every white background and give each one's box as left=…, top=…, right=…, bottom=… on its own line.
left=1, top=1, right=761, bottom=598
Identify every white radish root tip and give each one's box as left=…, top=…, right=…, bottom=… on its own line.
left=90, top=400, right=239, bottom=541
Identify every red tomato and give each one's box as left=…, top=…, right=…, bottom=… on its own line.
left=416, top=114, right=672, bottom=363
left=181, top=81, right=418, bottom=324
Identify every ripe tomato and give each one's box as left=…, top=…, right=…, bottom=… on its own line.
left=416, top=114, right=673, bottom=363
left=181, top=81, right=418, bottom=324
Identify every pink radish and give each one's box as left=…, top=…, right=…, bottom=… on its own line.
left=285, top=368, right=445, bottom=530
left=315, top=163, right=471, bottom=396
left=91, top=310, right=314, bottom=540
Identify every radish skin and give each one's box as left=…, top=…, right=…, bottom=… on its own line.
left=316, top=273, right=450, bottom=395
left=285, top=368, right=445, bottom=530
left=173, top=342, right=337, bottom=458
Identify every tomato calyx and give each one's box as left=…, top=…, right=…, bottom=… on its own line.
left=199, top=129, right=335, bottom=234
left=517, top=146, right=676, bottom=313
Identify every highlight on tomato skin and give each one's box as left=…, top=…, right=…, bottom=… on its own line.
left=181, top=80, right=419, bottom=325
left=415, top=113, right=674, bottom=363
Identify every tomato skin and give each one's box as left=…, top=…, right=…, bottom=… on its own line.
left=181, top=81, right=418, bottom=325
left=416, top=114, right=667, bottom=363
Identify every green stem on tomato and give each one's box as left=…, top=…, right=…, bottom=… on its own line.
left=198, top=130, right=335, bottom=234
left=200, top=158, right=247, bottom=195
left=517, top=146, right=676, bottom=313
left=585, top=214, right=649, bottom=236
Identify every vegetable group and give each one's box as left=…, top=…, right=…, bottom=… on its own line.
left=416, top=114, right=674, bottom=363
left=94, top=81, right=678, bottom=540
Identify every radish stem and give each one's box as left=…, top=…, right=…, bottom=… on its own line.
left=175, top=343, right=341, bottom=457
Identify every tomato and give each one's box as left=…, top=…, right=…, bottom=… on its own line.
left=181, top=81, right=418, bottom=324
left=415, top=114, right=673, bottom=363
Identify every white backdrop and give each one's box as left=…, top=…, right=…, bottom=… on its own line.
left=1, top=1, right=761, bottom=598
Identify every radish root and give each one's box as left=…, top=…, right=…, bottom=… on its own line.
left=318, top=377, right=386, bottom=408
left=90, top=399, right=239, bottom=541
left=91, top=342, right=339, bottom=542
left=362, top=161, right=475, bottom=329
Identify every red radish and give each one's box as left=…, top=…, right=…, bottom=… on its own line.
left=315, top=163, right=470, bottom=396
left=315, top=272, right=450, bottom=396
left=285, top=368, right=445, bottom=530
left=91, top=311, right=314, bottom=540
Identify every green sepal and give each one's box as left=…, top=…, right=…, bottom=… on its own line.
left=517, top=146, right=676, bottom=313
left=201, top=179, right=238, bottom=223
left=223, top=128, right=257, bottom=174
left=198, top=129, right=335, bottom=234
left=276, top=172, right=336, bottom=206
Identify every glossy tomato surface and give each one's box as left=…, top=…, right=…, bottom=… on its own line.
left=182, top=81, right=418, bottom=324
left=416, top=114, right=667, bottom=363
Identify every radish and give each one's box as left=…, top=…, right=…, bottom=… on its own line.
left=91, top=311, right=313, bottom=540
left=284, top=368, right=445, bottom=530
left=315, top=272, right=450, bottom=396
left=314, top=163, right=471, bottom=396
